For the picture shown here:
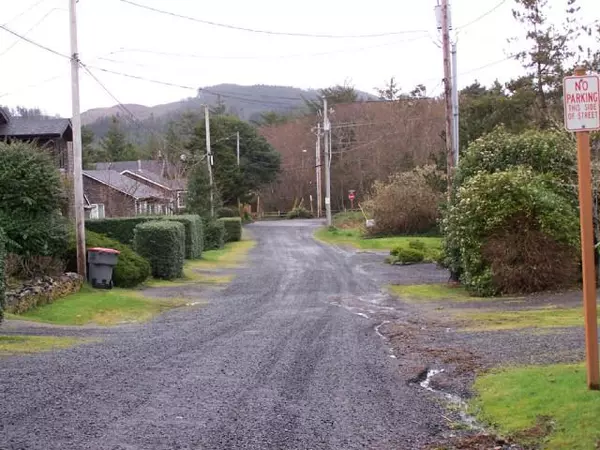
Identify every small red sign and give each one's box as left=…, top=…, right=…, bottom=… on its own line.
left=349, top=193, right=355, bottom=201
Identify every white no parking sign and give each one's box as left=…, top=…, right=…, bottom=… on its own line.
left=564, top=75, right=600, bottom=132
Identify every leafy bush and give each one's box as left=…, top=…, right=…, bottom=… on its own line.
left=203, top=219, right=225, bottom=250
left=65, top=230, right=151, bottom=288
left=333, top=211, right=365, bottom=229
left=408, top=240, right=426, bottom=251
left=0, top=141, right=68, bottom=258
left=363, top=165, right=444, bottom=236
left=217, top=207, right=238, bottom=218
left=286, top=207, right=313, bottom=219
left=87, top=215, right=204, bottom=260
left=218, top=217, right=242, bottom=243
left=163, top=215, right=203, bottom=259
left=443, top=168, right=579, bottom=296
left=86, top=217, right=149, bottom=245
left=134, top=221, right=185, bottom=280
left=0, top=228, right=5, bottom=324
left=388, top=248, right=425, bottom=265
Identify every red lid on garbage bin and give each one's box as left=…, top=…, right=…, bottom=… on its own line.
left=88, top=247, right=120, bottom=255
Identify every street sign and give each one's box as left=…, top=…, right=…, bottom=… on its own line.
left=348, top=193, right=355, bottom=201
left=564, top=75, right=600, bottom=132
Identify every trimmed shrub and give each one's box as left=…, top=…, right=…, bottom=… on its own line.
left=203, top=219, right=226, bottom=250
left=86, top=217, right=149, bottom=245
left=0, top=141, right=68, bottom=258
left=219, top=217, right=242, bottom=243
left=287, top=207, right=313, bottom=219
left=0, top=228, right=5, bottom=324
left=217, top=207, right=238, bottom=218
left=408, top=240, right=426, bottom=251
left=65, top=230, right=151, bottom=288
left=163, top=215, right=203, bottom=259
left=443, top=168, right=579, bottom=296
left=363, top=165, right=444, bottom=236
left=388, top=248, right=425, bottom=265
left=134, top=221, right=185, bottom=280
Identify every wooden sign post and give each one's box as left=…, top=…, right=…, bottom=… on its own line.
left=564, top=67, right=600, bottom=390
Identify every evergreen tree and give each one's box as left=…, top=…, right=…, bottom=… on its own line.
left=100, top=117, right=140, bottom=162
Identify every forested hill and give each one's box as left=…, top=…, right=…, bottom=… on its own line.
left=81, top=84, right=377, bottom=142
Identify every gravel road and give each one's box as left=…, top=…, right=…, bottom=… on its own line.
left=0, top=220, right=447, bottom=450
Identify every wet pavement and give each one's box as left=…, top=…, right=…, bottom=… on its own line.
left=0, top=220, right=453, bottom=450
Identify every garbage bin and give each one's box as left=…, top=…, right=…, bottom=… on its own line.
left=87, top=247, right=120, bottom=289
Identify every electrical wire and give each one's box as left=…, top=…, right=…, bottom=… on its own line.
left=0, top=8, right=65, bottom=57
left=456, top=0, right=508, bottom=31
left=119, top=0, right=427, bottom=39
left=105, top=34, right=431, bottom=62
left=3, top=0, right=49, bottom=26
left=0, top=23, right=70, bottom=60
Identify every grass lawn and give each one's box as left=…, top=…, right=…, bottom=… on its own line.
left=15, top=285, right=185, bottom=326
left=458, top=307, right=593, bottom=331
left=190, top=240, right=256, bottom=270
left=388, top=284, right=491, bottom=303
left=0, top=335, right=89, bottom=356
left=472, top=363, right=600, bottom=449
left=315, top=227, right=442, bottom=256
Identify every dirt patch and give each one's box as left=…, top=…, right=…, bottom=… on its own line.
left=433, top=433, right=522, bottom=450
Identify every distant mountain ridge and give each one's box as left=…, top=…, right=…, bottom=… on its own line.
left=82, top=83, right=378, bottom=142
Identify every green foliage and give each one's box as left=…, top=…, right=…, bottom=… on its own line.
left=0, top=141, right=68, bottom=258
left=387, top=247, right=425, bottom=265
left=99, top=117, right=140, bottom=162
left=185, top=163, right=220, bottom=219
left=86, top=217, right=150, bottom=245
left=163, top=215, right=203, bottom=259
left=0, top=228, right=5, bottom=324
left=286, top=207, right=313, bottom=219
left=408, top=240, right=426, bottom=251
left=86, top=215, right=203, bottom=260
left=65, top=230, right=150, bottom=288
left=134, top=221, right=185, bottom=280
left=218, top=218, right=242, bottom=243
left=203, top=219, right=225, bottom=251
left=443, top=168, right=580, bottom=296
left=455, top=127, right=577, bottom=194
left=217, top=207, right=238, bottom=218
left=305, top=83, right=359, bottom=114
left=188, top=115, right=281, bottom=205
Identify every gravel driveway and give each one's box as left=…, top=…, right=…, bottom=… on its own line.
left=0, top=220, right=450, bottom=450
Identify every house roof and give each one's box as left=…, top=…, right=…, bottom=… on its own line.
left=122, top=169, right=187, bottom=191
left=83, top=170, right=167, bottom=200
left=0, top=117, right=73, bottom=140
left=95, top=160, right=164, bottom=175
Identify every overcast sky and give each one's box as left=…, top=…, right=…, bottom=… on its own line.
left=0, top=0, right=597, bottom=117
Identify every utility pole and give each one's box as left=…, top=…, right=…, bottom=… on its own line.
left=204, top=105, right=214, bottom=217
left=236, top=131, right=240, bottom=213
left=323, top=98, right=332, bottom=227
left=69, top=0, right=86, bottom=278
left=451, top=41, right=459, bottom=166
left=236, top=131, right=240, bottom=166
left=441, top=0, right=454, bottom=192
left=315, top=123, right=322, bottom=218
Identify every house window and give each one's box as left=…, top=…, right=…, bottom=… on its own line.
left=136, top=201, right=149, bottom=216
left=177, top=191, right=187, bottom=209
left=90, top=204, right=105, bottom=219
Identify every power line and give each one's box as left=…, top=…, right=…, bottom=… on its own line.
left=105, top=35, right=430, bottom=62
left=84, top=64, right=197, bottom=90
left=3, top=0, right=49, bottom=26
left=0, top=23, right=70, bottom=60
left=0, top=8, right=65, bottom=57
left=119, top=0, right=427, bottom=39
left=456, top=0, right=508, bottom=31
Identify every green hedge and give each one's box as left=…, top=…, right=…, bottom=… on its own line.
left=86, top=217, right=149, bottom=245
left=218, top=217, right=242, bottom=243
left=86, top=215, right=203, bottom=260
left=163, top=215, right=203, bottom=259
left=134, top=221, right=185, bottom=280
left=65, top=230, right=151, bottom=288
left=0, top=228, right=5, bottom=324
left=203, top=219, right=225, bottom=250
left=217, top=207, right=238, bottom=218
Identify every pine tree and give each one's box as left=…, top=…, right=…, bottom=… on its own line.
left=100, top=117, right=140, bottom=162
